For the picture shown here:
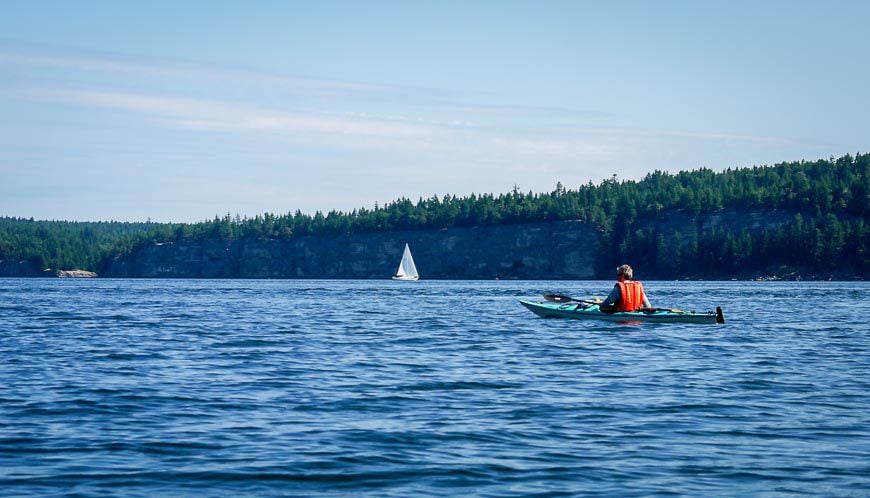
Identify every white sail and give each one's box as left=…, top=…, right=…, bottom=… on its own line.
left=392, top=243, right=419, bottom=280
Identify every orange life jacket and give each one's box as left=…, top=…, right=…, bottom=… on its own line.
left=615, top=280, right=646, bottom=312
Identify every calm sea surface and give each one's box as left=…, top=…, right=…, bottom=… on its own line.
left=1, top=279, right=868, bottom=497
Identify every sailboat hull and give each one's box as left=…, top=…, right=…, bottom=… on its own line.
left=391, top=275, right=419, bottom=281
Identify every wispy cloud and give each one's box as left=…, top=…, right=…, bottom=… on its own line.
left=0, top=45, right=606, bottom=125
left=0, top=47, right=392, bottom=94
left=439, top=101, right=620, bottom=121
left=20, top=82, right=804, bottom=177
left=4, top=45, right=797, bottom=152
left=20, top=87, right=625, bottom=161
left=562, top=126, right=796, bottom=145
left=6, top=43, right=819, bottom=201
left=30, top=89, right=436, bottom=138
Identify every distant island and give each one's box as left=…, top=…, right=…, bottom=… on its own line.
left=1, top=153, right=867, bottom=280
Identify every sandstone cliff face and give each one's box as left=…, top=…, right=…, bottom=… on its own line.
left=652, top=208, right=795, bottom=242
left=100, top=209, right=801, bottom=279
left=102, top=221, right=599, bottom=279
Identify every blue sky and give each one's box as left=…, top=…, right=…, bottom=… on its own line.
left=1, top=1, right=868, bottom=222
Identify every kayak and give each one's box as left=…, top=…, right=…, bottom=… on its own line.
left=519, top=300, right=725, bottom=324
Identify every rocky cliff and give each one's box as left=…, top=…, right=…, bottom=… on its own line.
left=102, top=220, right=600, bottom=279
left=100, top=209, right=805, bottom=279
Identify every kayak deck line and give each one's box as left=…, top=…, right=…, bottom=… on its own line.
left=520, top=300, right=725, bottom=325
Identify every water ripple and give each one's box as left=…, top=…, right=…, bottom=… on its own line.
left=1, top=279, right=869, bottom=496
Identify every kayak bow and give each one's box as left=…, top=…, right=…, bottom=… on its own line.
left=520, top=300, right=725, bottom=324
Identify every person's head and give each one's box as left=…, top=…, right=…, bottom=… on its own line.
left=616, top=264, right=633, bottom=280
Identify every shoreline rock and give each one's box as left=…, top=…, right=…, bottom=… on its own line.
left=56, top=270, right=98, bottom=278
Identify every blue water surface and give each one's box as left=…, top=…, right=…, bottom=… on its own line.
left=1, top=279, right=868, bottom=497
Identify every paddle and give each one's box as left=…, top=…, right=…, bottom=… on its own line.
left=640, top=307, right=686, bottom=313
left=543, top=293, right=600, bottom=305
left=544, top=293, right=687, bottom=313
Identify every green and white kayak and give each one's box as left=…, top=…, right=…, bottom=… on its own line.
left=519, top=300, right=725, bottom=324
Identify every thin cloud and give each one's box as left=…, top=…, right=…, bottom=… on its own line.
left=440, top=101, right=620, bottom=120
left=6, top=45, right=791, bottom=149
left=22, top=86, right=798, bottom=168
left=26, top=88, right=442, bottom=143
left=0, top=47, right=392, bottom=94
left=2, top=45, right=612, bottom=124
left=563, top=126, right=796, bottom=145
left=5, top=45, right=811, bottom=176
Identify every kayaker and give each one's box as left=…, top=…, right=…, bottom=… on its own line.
left=599, top=264, right=651, bottom=313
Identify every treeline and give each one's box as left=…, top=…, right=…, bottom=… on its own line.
left=1, top=153, right=868, bottom=277
left=151, top=153, right=868, bottom=239
left=596, top=154, right=869, bottom=278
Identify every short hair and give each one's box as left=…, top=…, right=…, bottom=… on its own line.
left=616, top=264, right=633, bottom=279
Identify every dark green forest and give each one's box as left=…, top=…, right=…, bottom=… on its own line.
left=0, top=220, right=158, bottom=272
left=2, top=153, right=868, bottom=278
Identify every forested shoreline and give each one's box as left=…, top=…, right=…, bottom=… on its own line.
left=1, top=153, right=868, bottom=279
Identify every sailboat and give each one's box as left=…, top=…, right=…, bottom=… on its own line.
left=392, top=243, right=420, bottom=281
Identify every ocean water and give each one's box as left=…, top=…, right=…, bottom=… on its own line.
left=1, top=279, right=868, bottom=497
